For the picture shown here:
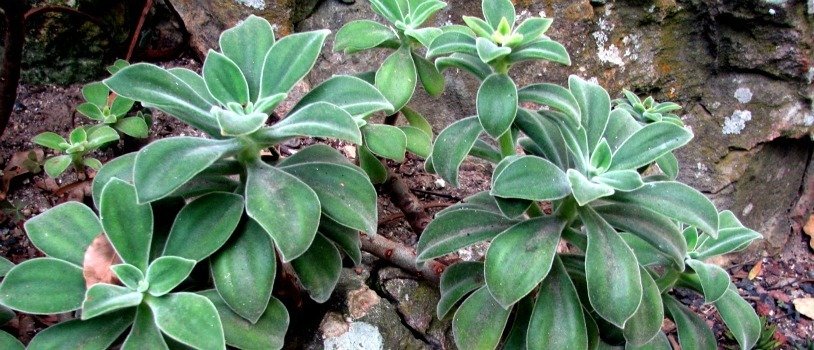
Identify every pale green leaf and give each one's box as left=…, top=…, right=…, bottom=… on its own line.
left=24, top=202, right=101, bottom=266
left=477, top=73, right=517, bottom=138
left=163, top=192, right=244, bottom=261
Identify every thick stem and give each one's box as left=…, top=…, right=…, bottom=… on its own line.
left=0, top=0, right=27, bottom=139
left=383, top=165, right=432, bottom=234
left=360, top=233, right=447, bottom=284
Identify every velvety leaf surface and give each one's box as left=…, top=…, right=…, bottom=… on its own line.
left=134, top=137, right=240, bottom=203
left=264, top=102, right=362, bottom=144
left=485, top=216, right=565, bottom=307
left=435, top=53, right=491, bottom=80
left=0, top=258, right=85, bottom=314
left=664, top=295, right=716, bottom=350
left=375, top=46, right=417, bottom=111
left=432, top=116, right=482, bottom=186
left=623, top=268, right=664, bottom=345
left=518, top=83, right=580, bottom=126
left=452, top=286, right=511, bottom=350
left=334, top=20, right=398, bottom=54
left=245, top=160, right=320, bottom=262
left=491, top=155, right=571, bottom=201
left=686, top=259, right=730, bottom=303
left=260, top=30, right=330, bottom=98
left=24, top=202, right=101, bottom=266
left=218, top=15, right=275, bottom=102
left=610, top=181, right=719, bottom=237
left=100, top=179, right=153, bottom=271
left=400, top=125, right=432, bottom=158
left=0, top=331, right=23, bottom=350
left=477, top=73, right=518, bottom=138
left=507, top=40, right=571, bottom=65
left=27, top=309, right=134, bottom=350
left=145, top=256, right=196, bottom=297
left=319, top=216, right=362, bottom=266
left=417, top=209, right=518, bottom=261
left=482, top=0, right=515, bottom=28
left=594, top=203, right=686, bottom=269
left=111, top=264, right=144, bottom=291
left=569, top=75, right=610, bottom=151
left=693, top=211, right=762, bottom=260
left=359, top=145, right=388, bottom=184
left=163, top=192, right=244, bottom=261
left=291, top=234, right=342, bottom=303
left=202, top=290, right=288, bottom=350
left=211, top=219, right=276, bottom=323
left=202, top=50, right=249, bottom=105
left=290, top=75, right=393, bottom=118
left=527, top=257, right=589, bottom=350
left=426, top=32, right=478, bottom=59
left=81, top=283, right=143, bottom=319
left=610, top=122, right=692, bottom=171
left=437, top=261, right=485, bottom=319
left=580, top=206, right=642, bottom=328
left=567, top=169, right=615, bottom=206
left=362, top=124, right=407, bottom=161
left=91, top=152, right=135, bottom=206
left=122, top=304, right=168, bottom=350
left=413, top=52, right=445, bottom=96
left=714, top=285, right=760, bottom=350
left=147, top=292, right=225, bottom=350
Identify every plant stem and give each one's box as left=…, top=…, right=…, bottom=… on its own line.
left=498, top=131, right=515, bottom=158
left=360, top=233, right=447, bottom=284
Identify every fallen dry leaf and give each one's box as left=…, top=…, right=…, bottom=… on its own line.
left=1, top=149, right=44, bottom=199
left=748, top=260, right=763, bottom=280
left=83, top=233, right=122, bottom=288
left=804, top=215, right=814, bottom=250
left=793, top=298, right=814, bottom=319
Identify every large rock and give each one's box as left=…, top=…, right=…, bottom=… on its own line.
left=299, top=0, right=814, bottom=255
left=167, top=0, right=320, bottom=59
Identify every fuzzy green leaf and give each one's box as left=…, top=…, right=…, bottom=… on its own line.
left=362, top=124, right=407, bottom=161
left=518, top=83, right=580, bottom=126
left=514, top=109, right=569, bottom=168
left=491, top=155, right=571, bottom=201
left=145, top=256, right=195, bottom=297
left=122, top=304, right=168, bottom=350
left=693, top=211, right=762, bottom=260
left=476, top=37, right=512, bottom=63
left=0, top=258, right=85, bottom=314
left=201, top=290, right=288, bottom=350
left=291, top=234, right=342, bottom=303
left=359, top=145, right=388, bottom=184
left=260, top=30, right=329, bottom=98
left=580, top=206, right=642, bottom=328
left=290, top=75, right=393, bottom=118
left=134, top=137, right=240, bottom=203
left=203, top=50, right=249, bottom=106
left=111, top=264, right=144, bottom=291
left=507, top=40, right=571, bottom=65
left=482, top=0, right=516, bottom=28
left=400, top=126, right=432, bottom=158
left=413, top=51, right=445, bottom=96
left=453, top=286, right=511, bottom=350
left=477, top=73, right=517, bottom=138
left=147, top=292, right=225, bottom=350
left=664, top=295, right=716, bottom=350
left=167, top=67, right=218, bottom=105
left=319, top=216, right=362, bottom=266
left=44, top=155, right=72, bottom=178
left=82, top=82, right=110, bottom=106
left=485, top=216, right=565, bottom=308
left=685, top=259, right=730, bottom=303
left=219, top=15, right=275, bottom=102
left=24, top=202, right=101, bottom=266
left=432, top=116, right=482, bottom=186
left=462, top=16, right=493, bottom=38
left=264, top=102, right=362, bottom=144
left=593, top=170, right=644, bottom=192
left=623, top=268, right=664, bottom=346
left=100, top=179, right=153, bottom=271
left=245, top=160, right=320, bottom=262
left=81, top=284, right=143, bottom=319
left=426, top=32, right=478, bottom=59
left=605, top=109, right=642, bottom=152
left=163, top=192, right=244, bottom=261
left=610, top=122, right=692, bottom=171
left=714, top=285, right=761, bottom=350
left=417, top=209, right=518, bottom=261
left=211, top=219, right=276, bottom=323
left=437, top=261, right=484, bottom=319
left=0, top=331, right=23, bottom=350
left=527, top=256, right=589, bottom=350
left=32, top=132, right=67, bottom=150
left=515, top=17, right=553, bottom=45
left=610, top=181, right=719, bottom=237
left=115, top=116, right=150, bottom=138
left=567, top=169, right=615, bottom=206
left=435, top=53, right=492, bottom=80
left=86, top=125, right=120, bottom=148
left=569, top=75, right=610, bottom=152
left=27, top=310, right=134, bottom=350
left=91, top=152, right=135, bottom=206
left=376, top=46, right=417, bottom=112
left=334, top=20, right=398, bottom=54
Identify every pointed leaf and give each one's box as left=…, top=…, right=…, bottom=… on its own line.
left=245, top=160, right=320, bottom=262
left=134, top=137, right=240, bottom=203
left=435, top=53, right=492, bottom=80
left=362, top=124, right=407, bottom=161
left=203, top=50, right=249, bottom=105
left=219, top=15, right=275, bottom=102
left=334, top=20, right=398, bottom=54
left=437, top=261, right=485, bottom=319
left=291, top=234, right=342, bottom=303
left=0, top=258, right=85, bottom=314
left=476, top=37, right=511, bottom=63
left=111, top=264, right=144, bottom=291
left=594, top=203, right=687, bottom=269
left=693, top=210, right=762, bottom=259
left=100, top=179, right=153, bottom=271
left=570, top=75, right=610, bottom=151
left=477, top=73, right=517, bottom=138
left=115, top=116, right=150, bottom=138
left=527, top=257, right=589, bottom=350
left=201, top=290, right=288, bottom=350
left=686, top=259, right=730, bottom=303
left=402, top=106, right=433, bottom=137
left=260, top=30, right=329, bottom=98
left=417, top=209, right=518, bottom=261
left=611, top=181, right=719, bottom=237
left=376, top=46, right=417, bottom=111
left=44, top=155, right=72, bottom=178
left=122, top=304, right=169, bottom=350
left=515, top=18, right=553, bottom=45
left=24, top=202, right=101, bottom=266
left=715, top=285, right=761, bottom=350
left=281, top=162, right=378, bottom=235
left=426, top=31, right=478, bottom=59
left=623, top=268, right=664, bottom=345
left=491, top=155, right=571, bottom=201
left=518, top=83, right=580, bottom=126
left=211, top=219, right=276, bottom=323
left=463, top=16, right=493, bottom=38
left=264, top=102, right=362, bottom=144
left=92, top=152, right=135, bottom=207
left=81, top=284, right=142, bottom=319
left=486, top=216, right=565, bottom=308
left=508, top=40, right=571, bottom=65
left=413, top=51, right=445, bottom=96
left=319, top=216, right=362, bottom=266
left=104, top=63, right=218, bottom=136
left=163, top=192, right=244, bottom=261
left=27, top=310, right=134, bottom=350
left=580, top=206, right=642, bottom=328
left=145, top=256, right=195, bottom=297
left=432, top=116, right=482, bottom=186
left=594, top=170, right=644, bottom=192
left=147, top=292, right=225, bottom=350
left=610, top=122, right=692, bottom=171
left=567, top=169, right=615, bottom=206
left=453, top=286, right=511, bottom=350
left=290, top=75, right=393, bottom=118
left=482, top=0, right=516, bottom=28
left=664, top=295, right=716, bottom=350
left=82, top=82, right=110, bottom=106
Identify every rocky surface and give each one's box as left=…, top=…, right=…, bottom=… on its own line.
left=297, top=0, right=814, bottom=255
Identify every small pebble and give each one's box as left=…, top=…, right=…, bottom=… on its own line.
left=434, top=178, right=446, bottom=188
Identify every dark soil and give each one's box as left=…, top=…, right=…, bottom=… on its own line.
left=0, top=58, right=812, bottom=348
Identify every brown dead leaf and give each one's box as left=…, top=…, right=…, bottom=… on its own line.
left=803, top=215, right=814, bottom=250
left=793, top=298, right=814, bottom=319
left=1, top=149, right=44, bottom=199
left=748, top=260, right=763, bottom=280
left=83, top=234, right=122, bottom=288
